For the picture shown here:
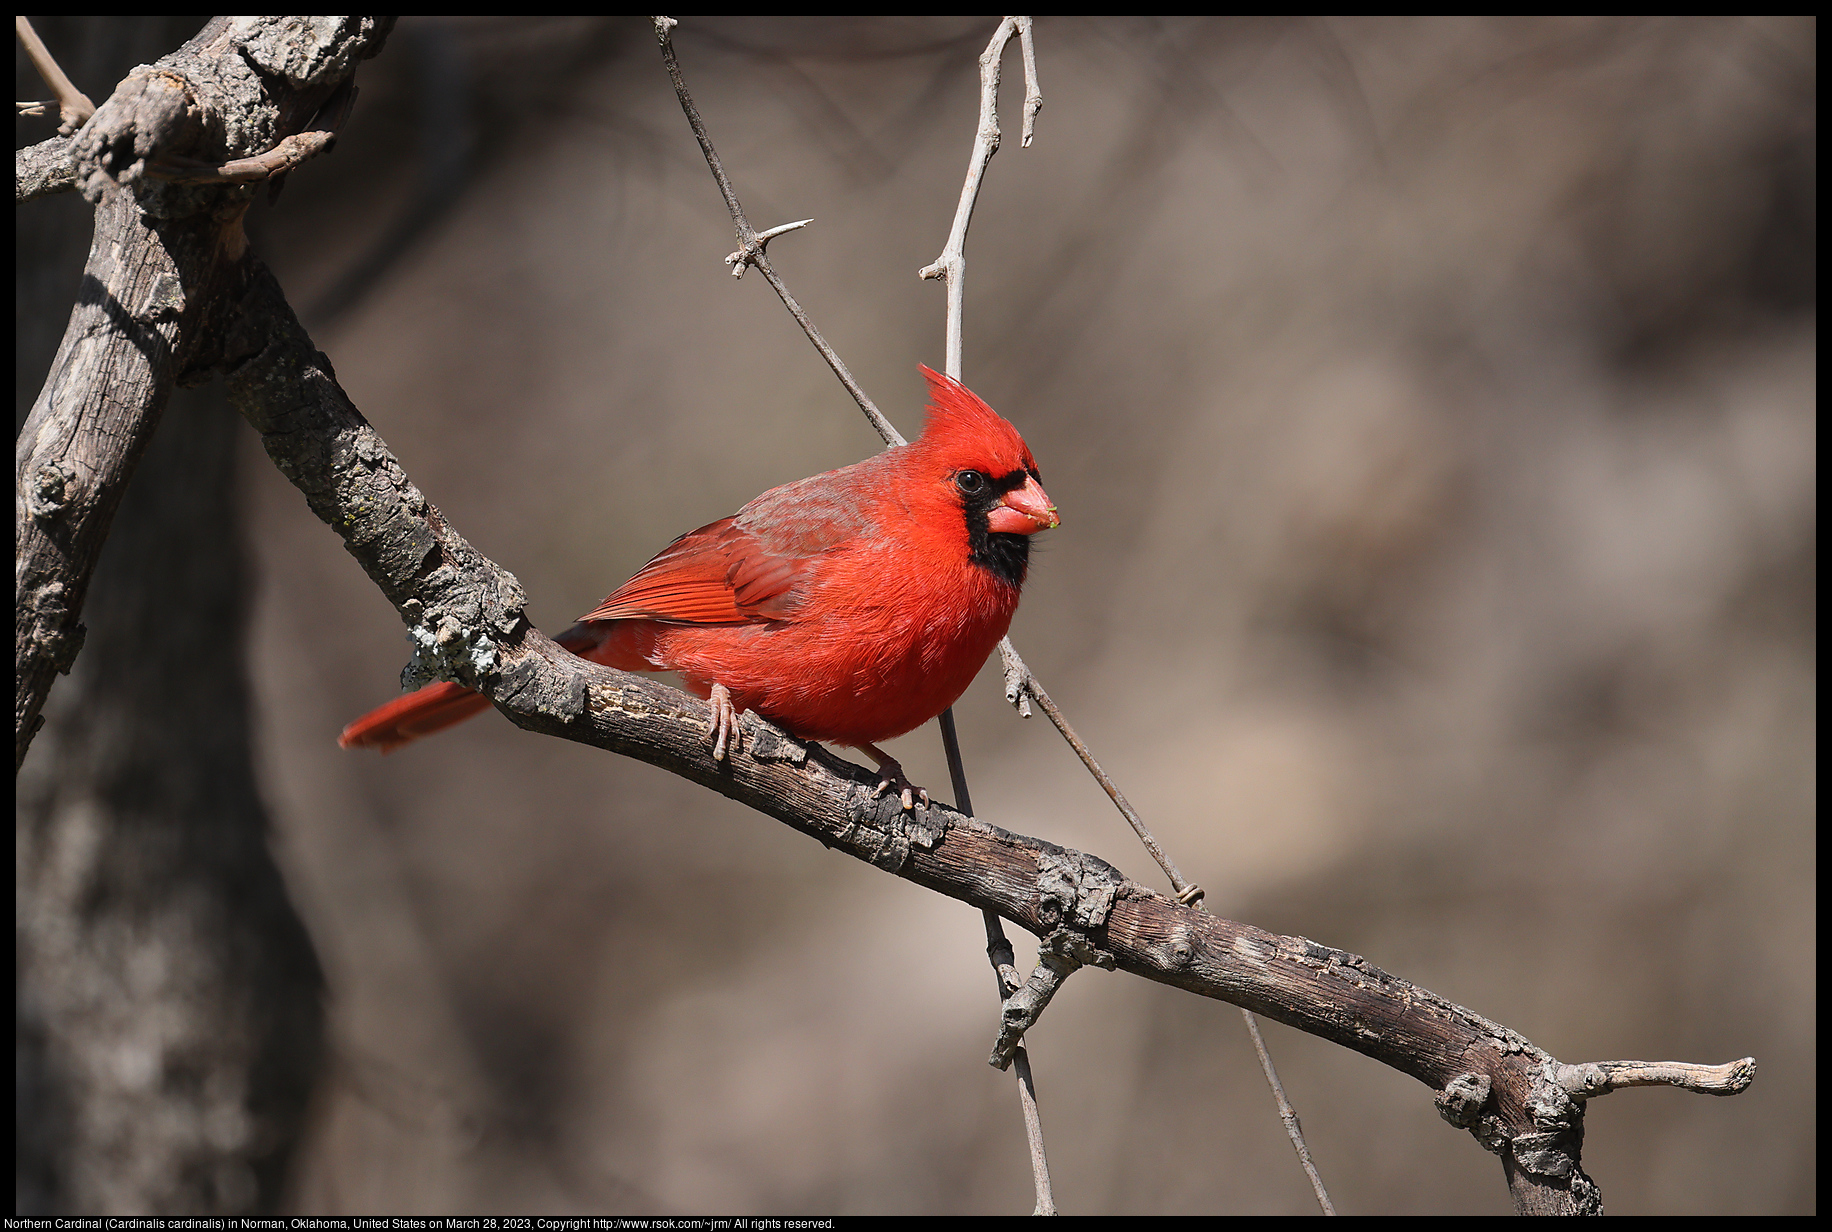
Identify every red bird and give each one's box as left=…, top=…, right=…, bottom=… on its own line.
left=339, top=366, right=1059, bottom=806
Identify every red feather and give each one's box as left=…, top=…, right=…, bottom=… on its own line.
left=339, top=367, right=1058, bottom=772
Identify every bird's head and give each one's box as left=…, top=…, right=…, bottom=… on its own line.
left=914, top=365, right=1058, bottom=587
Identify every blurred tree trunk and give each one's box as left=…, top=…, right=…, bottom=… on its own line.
left=15, top=17, right=324, bottom=1215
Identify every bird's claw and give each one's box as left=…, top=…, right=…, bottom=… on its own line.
left=709, top=682, right=740, bottom=762
left=863, top=743, right=928, bottom=812
left=872, top=775, right=929, bottom=812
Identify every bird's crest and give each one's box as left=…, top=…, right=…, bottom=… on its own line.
left=916, top=364, right=1039, bottom=477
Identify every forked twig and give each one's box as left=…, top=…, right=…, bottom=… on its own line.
left=15, top=17, right=96, bottom=134
left=918, top=15, right=1040, bottom=377
left=916, top=20, right=1062, bottom=1211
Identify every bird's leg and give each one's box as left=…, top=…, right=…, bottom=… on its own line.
left=860, top=742, right=929, bottom=811
left=709, top=682, right=740, bottom=762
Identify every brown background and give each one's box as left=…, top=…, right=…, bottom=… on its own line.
left=23, top=16, right=1816, bottom=1215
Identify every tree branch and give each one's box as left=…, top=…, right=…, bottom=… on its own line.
left=15, top=16, right=395, bottom=771
left=652, top=15, right=906, bottom=450
left=918, top=15, right=1039, bottom=378
left=15, top=135, right=78, bottom=201
left=16, top=16, right=96, bottom=134
left=221, top=245, right=1751, bottom=1216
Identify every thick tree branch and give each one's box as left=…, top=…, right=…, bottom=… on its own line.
left=16, top=135, right=78, bottom=201
left=220, top=249, right=1751, bottom=1217
left=14, top=16, right=394, bottom=771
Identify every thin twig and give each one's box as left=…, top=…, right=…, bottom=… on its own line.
left=1015, top=17, right=1042, bottom=148
left=652, top=16, right=904, bottom=448
left=655, top=16, right=1061, bottom=1211
left=146, top=129, right=335, bottom=184
left=915, top=19, right=1063, bottom=1212
left=908, top=21, right=1328, bottom=1209
left=1011, top=1045, right=1056, bottom=1215
left=940, top=711, right=1022, bottom=990
left=998, top=639, right=1204, bottom=903
left=1242, top=1009, right=1337, bottom=1214
left=919, top=16, right=1033, bottom=377
left=911, top=16, right=1206, bottom=908
left=15, top=17, right=95, bottom=134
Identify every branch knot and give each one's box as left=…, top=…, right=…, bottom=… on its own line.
left=1434, top=1071, right=1491, bottom=1128
left=1034, top=847, right=1122, bottom=938
left=724, top=218, right=812, bottom=278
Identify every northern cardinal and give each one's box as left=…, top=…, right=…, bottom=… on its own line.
left=339, top=365, right=1059, bottom=806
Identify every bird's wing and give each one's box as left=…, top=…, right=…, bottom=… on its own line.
left=577, top=475, right=880, bottom=626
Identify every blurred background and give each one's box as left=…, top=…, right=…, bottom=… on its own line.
left=18, top=16, right=1814, bottom=1216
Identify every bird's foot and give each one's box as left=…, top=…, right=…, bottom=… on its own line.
left=862, top=742, right=929, bottom=812
left=709, top=682, right=740, bottom=762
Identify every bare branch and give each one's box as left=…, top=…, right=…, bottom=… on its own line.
left=15, top=135, right=78, bottom=201
left=651, top=17, right=906, bottom=449
left=1014, top=16, right=1042, bottom=147
left=1554, top=1057, right=1757, bottom=1098
left=918, top=16, right=1035, bottom=379
left=222, top=267, right=1750, bottom=1212
left=15, top=16, right=394, bottom=769
left=1243, top=1008, right=1337, bottom=1214
left=16, top=16, right=96, bottom=133
left=1012, top=1048, right=1055, bottom=1215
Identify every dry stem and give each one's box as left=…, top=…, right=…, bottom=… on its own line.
left=16, top=17, right=96, bottom=134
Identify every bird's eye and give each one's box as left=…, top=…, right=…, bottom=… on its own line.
left=955, top=470, right=987, bottom=496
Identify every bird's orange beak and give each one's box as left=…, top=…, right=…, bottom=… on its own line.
left=987, top=474, right=1060, bottom=534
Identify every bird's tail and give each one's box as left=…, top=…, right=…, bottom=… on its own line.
left=337, top=681, right=495, bottom=752
left=338, top=621, right=649, bottom=752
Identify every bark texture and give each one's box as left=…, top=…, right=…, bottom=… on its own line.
left=16, top=16, right=392, bottom=1214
